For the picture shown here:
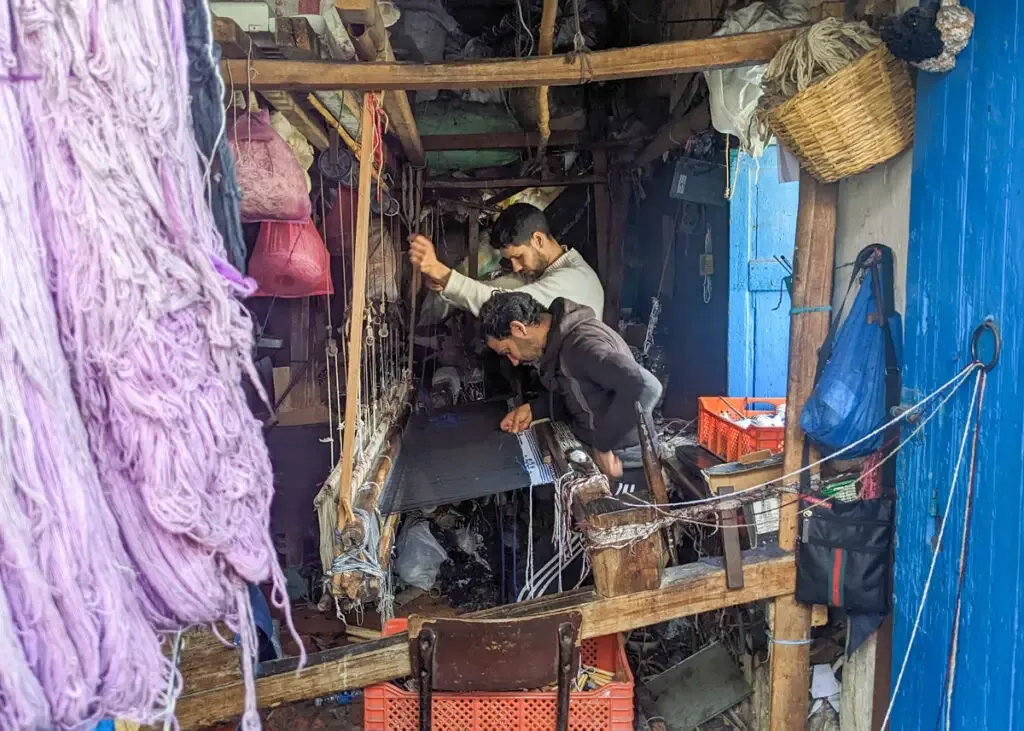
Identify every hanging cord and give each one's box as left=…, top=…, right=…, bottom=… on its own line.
left=879, top=369, right=985, bottom=731
left=580, top=360, right=981, bottom=544
left=940, top=369, right=985, bottom=731
left=567, top=0, right=593, bottom=83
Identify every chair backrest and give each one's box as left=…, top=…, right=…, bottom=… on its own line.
left=408, top=612, right=582, bottom=693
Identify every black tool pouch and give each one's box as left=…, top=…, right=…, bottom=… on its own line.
left=795, top=497, right=894, bottom=614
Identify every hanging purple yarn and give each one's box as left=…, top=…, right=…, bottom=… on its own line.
left=0, top=81, right=175, bottom=729
left=0, top=0, right=302, bottom=727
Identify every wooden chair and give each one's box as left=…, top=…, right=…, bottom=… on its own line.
left=407, top=611, right=583, bottom=731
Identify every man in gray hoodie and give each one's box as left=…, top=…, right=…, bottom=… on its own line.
left=479, top=290, right=662, bottom=478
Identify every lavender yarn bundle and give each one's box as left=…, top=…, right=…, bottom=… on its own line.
left=0, top=81, right=175, bottom=728
left=0, top=0, right=301, bottom=726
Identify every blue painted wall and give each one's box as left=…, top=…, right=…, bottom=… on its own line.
left=727, top=146, right=800, bottom=397
left=893, top=3, right=1024, bottom=728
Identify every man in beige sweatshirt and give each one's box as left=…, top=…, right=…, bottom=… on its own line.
left=408, top=203, right=605, bottom=318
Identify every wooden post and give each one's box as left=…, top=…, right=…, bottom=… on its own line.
left=592, top=152, right=610, bottom=284
left=767, top=172, right=838, bottom=731
left=536, top=0, right=557, bottom=159
left=603, top=171, right=631, bottom=327
left=406, top=169, right=423, bottom=382
left=718, top=486, right=744, bottom=590
left=334, top=94, right=377, bottom=546
left=467, top=206, right=480, bottom=280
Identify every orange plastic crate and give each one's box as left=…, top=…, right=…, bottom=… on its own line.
left=364, top=619, right=635, bottom=731
left=697, top=397, right=786, bottom=462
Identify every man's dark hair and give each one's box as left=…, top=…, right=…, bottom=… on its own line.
left=492, top=203, right=552, bottom=249
left=479, top=291, right=548, bottom=340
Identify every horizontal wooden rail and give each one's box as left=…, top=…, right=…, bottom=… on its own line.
left=174, top=549, right=795, bottom=728
left=221, top=28, right=800, bottom=92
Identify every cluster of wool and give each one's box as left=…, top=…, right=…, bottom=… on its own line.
left=0, top=0, right=298, bottom=728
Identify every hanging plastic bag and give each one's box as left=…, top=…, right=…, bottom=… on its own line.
left=249, top=219, right=333, bottom=298
left=229, top=109, right=312, bottom=223
left=394, top=521, right=448, bottom=591
left=800, top=253, right=900, bottom=456
left=703, top=1, right=808, bottom=157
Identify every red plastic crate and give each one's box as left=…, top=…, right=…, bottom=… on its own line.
left=697, top=396, right=786, bottom=462
left=364, top=619, right=634, bottom=731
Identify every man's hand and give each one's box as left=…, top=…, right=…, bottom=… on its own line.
left=593, top=450, right=623, bottom=478
left=500, top=403, right=533, bottom=434
left=408, top=234, right=452, bottom=286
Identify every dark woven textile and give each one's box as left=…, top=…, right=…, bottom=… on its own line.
left=381, top=402, right=530, bottom=515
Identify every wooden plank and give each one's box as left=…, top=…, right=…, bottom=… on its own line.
left=593, top=151, right=610, bottom=283
left=634, top=103, right=712, bottom=168
left=718, top=486, right=745, bottom=590
left=332, top=94, right=377, bottom=559
left=421, top=130, right=583, bottom=151
left=261, top=91, right=330, bottom=151
left=174, top=551, right=795, bottom=728
left=536, top=0, right=557, bottom=158
left=425, top=175, right=605, bottom=190
left=767, top=171, right=838, bottom=731
left=839, top=615, right=892, bottom=731
left=220, top=28, right=803, bottom=92
left=603, top=172, right=631, bottom=327
left=467, top=207, right=480, bottom=280
left=335, top=1, right=426, bottom=166
left=213, top=18, right=330, bottom=151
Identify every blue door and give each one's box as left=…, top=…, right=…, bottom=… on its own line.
left=727, top=146, right=799, bottom=397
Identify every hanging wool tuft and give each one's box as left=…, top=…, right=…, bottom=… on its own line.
left=0, top=83, right=176, bottom=728
left=184, top=0, right=249, bottom=273
left=0, top=0, right=301, bottom=727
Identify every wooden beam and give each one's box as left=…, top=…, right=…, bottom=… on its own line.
left=220, top=28, right=802, bottom=92
left=421, top=130, right=579, bottom=151
left=213, top=18, right=330, bottom=152
left=767, top=172, right=838, bottom=731
left=174, top=550, right=795, bottom=728
left=332, top=94, right=376, bottom=568
left=467, top=206, right=480, bottom=279
left=633, top=103, right=712, bottom=168
left=603, top=171, right=631, bottom=327
left=425, top=175, right=605, bottom=190
left=335, top=0, right=426, bottom=167
left=593, top=151, right=610, bottom=283
left=261, top=91, right=330, bottom=152
left=536, top=0, right=557, bottom=159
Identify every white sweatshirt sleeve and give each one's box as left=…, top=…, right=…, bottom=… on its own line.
left=441, top=250, right=605, bottom=318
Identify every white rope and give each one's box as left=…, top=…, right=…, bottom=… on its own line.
left=879, top=370, right=983, bottom=731
left=648, top=361, right=982, bottom=513
left=582, top=360, right=979, bottom=544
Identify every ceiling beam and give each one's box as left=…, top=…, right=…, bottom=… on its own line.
left=633, top=103, right=713, bottom=168
left=421, top=130, right=581, bottom=151
left=425, top=175, right=606, bottom=190
left=335, top=0, right=426, bottom=167
left=214, top=18, right=330, bottom=151
left=220, top=27, right=801, bottom=92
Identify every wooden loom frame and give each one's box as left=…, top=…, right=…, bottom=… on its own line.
left=181, top=24, right=841, bottom=731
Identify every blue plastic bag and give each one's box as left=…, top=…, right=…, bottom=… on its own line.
left=800, top=270, right=900, bottom=456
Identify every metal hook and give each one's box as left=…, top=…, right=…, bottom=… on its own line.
left=970, top=317, right=1001, bottom=372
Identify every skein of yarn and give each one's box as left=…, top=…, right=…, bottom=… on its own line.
left=0, top=0, right=302, bottom=727
left=0, top=82, right=175, bottom=729
left=760, top=18, right=881, bottom=108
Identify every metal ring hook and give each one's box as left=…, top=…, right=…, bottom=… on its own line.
left=970, top=317, right=1001, bottom=372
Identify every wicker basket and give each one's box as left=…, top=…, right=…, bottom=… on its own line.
left=763, top=45, right=915, bottom=183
